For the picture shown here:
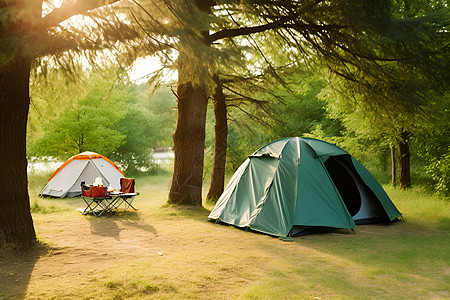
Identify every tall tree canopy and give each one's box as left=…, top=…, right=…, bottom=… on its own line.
left=131, top=0, right=449, bottom=205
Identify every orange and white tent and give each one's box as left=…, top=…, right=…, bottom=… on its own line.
left=40, top=151, right=124, bottom=198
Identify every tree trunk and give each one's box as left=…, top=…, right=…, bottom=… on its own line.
left=168, top=52, right=209, bottom=205
left=398, top=132, right=411, bottom=189
left=0, top=59, right=37, bottom=248
left=391, top=145, right=396, bottom=186
left=206, top=75, right=228, bottom=203
left=167, top=0, right=213, bottom=206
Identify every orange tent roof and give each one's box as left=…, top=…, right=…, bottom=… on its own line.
left=46, top=152, right=124, bottom=182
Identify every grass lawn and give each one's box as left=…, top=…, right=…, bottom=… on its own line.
left=1, top=174, right=448, bottom=299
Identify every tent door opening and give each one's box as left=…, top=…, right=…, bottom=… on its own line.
left=324, top=156, right=361, bottom=217
left=66, top=161, right=110, bottom=197
left=324, top=156, right=387, bottom=224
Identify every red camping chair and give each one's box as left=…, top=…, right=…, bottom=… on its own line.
left=120, top=178, right=135, bottom=193
left=113, top=178, right=139, bottom=212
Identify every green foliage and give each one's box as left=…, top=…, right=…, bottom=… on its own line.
left=415, top=130, right=450, bottom=197
left=423, top=159, right=447, bottom=195
left=145, top=87, right=178, bottom=147
left=28, top=67, right=177, bottom=172
left=110, top=85, right=177, bottom=174
left=426, top=151, right=450, bottom=197
left=319, top=85, right=393, bottom=168
left=223, top=73, right=343, bottom=171
left=202, top=146, right=214, bottom=182
left=222, top=65, right=448, bottom=195
left=270, top=75, right=343, bottom=139
left=129, top=0, right=449, bottom=203
left=225, top=111, right=277, bottom=171
left=30, top=80, right=127, bottom=158
left=28, top=66, right=89, bottom=142
left=321, top=70, right=450, bottom=193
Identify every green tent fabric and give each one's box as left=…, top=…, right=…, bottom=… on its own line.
left=208, top=137, right=401, bottom=237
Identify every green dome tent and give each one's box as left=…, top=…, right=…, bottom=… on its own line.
left=208, top=137, right=401, bottom=237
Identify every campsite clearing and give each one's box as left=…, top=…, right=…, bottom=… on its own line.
left=1, top=175, right=449, bottom=299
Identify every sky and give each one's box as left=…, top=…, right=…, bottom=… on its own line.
left=128, top=56, right=177, bottom=84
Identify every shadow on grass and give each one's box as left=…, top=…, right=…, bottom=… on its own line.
left=0, top=244, right=48, bottom=299
left=86, top=212, right=158, bottom=241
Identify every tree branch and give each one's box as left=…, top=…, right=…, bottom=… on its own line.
left=207, top=17, right=293, bottom=43
left=41, top=0, right=121, bottom=29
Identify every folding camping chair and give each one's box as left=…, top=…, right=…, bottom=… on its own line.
left=111, top=178, right=139, bottom=212
left=80, top=182, right=114, bottom=217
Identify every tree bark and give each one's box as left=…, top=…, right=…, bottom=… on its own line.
left=398, top=131, right=411, bottom=189
left=391, top=144, right=396, bottom=186
left=167, top=0, right=213, bottom=206
left=168, top=52, right=209, bottom=205
left=206, top=75, right=228, bottom=203
left=0, top=59, right=37, bottom=248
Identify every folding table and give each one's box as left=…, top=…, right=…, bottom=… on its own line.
left=81, top=178, right=139, bottom=217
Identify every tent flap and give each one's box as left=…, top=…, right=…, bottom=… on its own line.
left=215, top=156, right=279, bottom=227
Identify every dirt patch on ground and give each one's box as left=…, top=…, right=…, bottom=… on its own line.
left=0, top=211, right=165, bottom=299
